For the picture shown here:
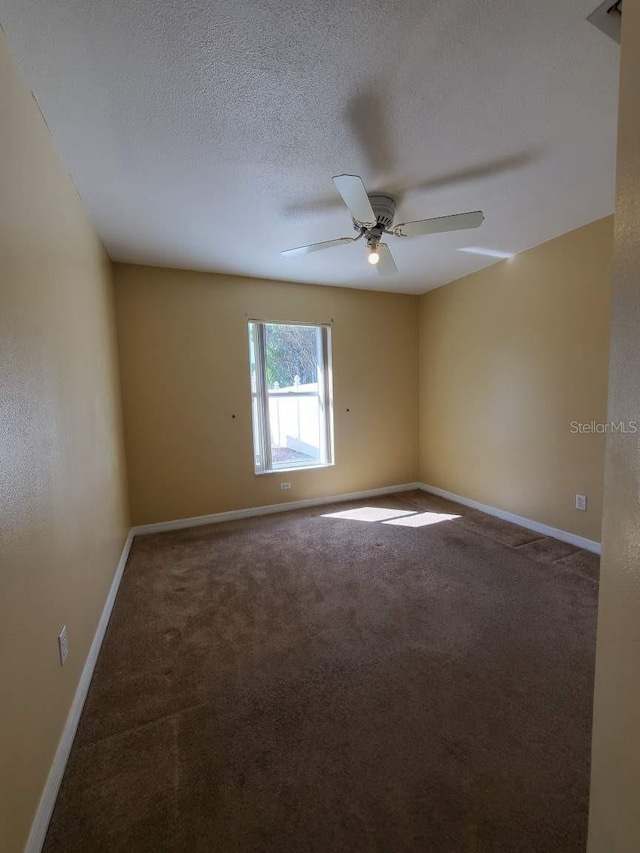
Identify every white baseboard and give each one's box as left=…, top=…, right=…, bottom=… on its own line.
left=131, top=482, right=422, bottom=536
left=418, top=483, right=601, bottom=554
left=25, top=529, right=134, bottom=853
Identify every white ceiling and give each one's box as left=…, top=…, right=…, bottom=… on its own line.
left=0, top=0, right=620, bottom=294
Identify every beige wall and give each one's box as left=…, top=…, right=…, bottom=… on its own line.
left=114, top=264, right=419, bottom=525
left=418, top=217, right=612, bottom=543
left=588, top=3, right=640, bottom=850
left=0, top=33, right=129, bottom=852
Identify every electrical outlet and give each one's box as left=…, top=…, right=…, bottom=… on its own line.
left=575, top=494, right=587, bottom=511
left=58, top=625, right=69, bottom=666
left=280, top=482, right=291, bottom=490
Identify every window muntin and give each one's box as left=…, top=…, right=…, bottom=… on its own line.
left=249, top=321, right=333, bottom=474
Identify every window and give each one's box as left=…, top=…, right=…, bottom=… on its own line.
left=248, top=321, right=334, bottom=474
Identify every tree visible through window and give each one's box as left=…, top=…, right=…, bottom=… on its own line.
left=249, top=321, right=334, bottom=473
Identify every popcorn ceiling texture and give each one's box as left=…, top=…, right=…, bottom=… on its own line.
left=0, top=0, right=619, bottom=292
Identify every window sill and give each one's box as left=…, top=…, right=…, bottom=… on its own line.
left=255, top=462, right=335, bottom=476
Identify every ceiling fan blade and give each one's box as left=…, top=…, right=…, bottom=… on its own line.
left=394, top=210, right=484, bottom=239
left=281, top=237, right=355, bottom=257
left=376, top=243, right=397, bottom=276
left=332, top=174, right=377, bottom=228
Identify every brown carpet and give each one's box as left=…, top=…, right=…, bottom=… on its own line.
left=44, top=490, right=599, bottom=852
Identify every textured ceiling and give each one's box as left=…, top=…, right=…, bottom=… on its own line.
left=0, top=0, right=620, bottom=293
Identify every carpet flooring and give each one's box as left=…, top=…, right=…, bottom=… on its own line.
left=44, top=490, right=599, bottom=852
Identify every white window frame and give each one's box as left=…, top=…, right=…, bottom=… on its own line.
left=249, top=320, right=334, bottom=475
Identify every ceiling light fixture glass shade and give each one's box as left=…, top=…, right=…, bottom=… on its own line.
left=368, top=245, right=380, bottom=265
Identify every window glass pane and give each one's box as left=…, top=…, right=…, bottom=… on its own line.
left=264, top=324, right=323, bottom=468
left=248, top=321, right=332, bottom=474
left=264, top=324, right=319, bottom=389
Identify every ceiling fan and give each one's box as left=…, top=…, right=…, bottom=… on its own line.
left=281, top=174, right=485, bottom=276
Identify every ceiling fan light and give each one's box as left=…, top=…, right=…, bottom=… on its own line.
left=368, top=245, right=380, bottom=265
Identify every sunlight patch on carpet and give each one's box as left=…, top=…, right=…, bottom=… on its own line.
left=383, top=511, right=460, bottom=527
left=322, top=506, right=417, bottom=523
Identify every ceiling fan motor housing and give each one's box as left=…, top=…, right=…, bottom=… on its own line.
left=352, top=194, right=396, bottom=233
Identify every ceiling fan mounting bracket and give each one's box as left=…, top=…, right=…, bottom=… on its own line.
left=351, top=194, right=396, bottom=233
